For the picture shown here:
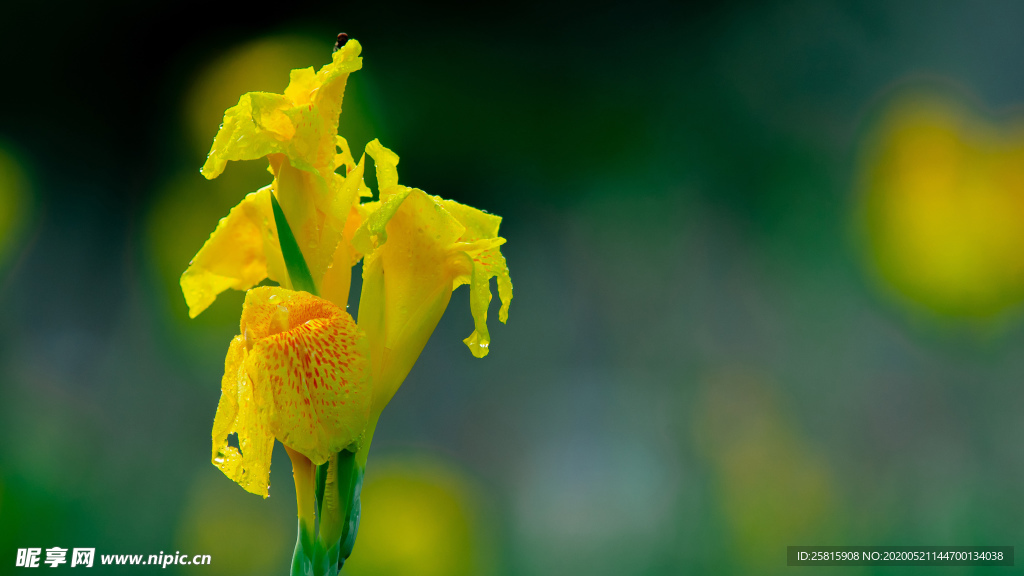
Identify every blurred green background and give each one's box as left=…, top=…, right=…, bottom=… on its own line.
left=4, top=1, right=1024, bottom=574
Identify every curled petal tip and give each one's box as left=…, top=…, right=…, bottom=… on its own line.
left=463, top=333, right=491, bottom=358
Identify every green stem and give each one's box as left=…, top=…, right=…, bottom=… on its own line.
left=338, top=414, right=378, bottom=571
left=308, top=414, right=378, bottom=575
left=286, top=448, right=317, bottom=576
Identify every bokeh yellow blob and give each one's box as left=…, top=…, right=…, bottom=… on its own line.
left=147, top=170, right=258, bottom=331
left=0, top=144, right=31, bottom=270
left=176, top=468, right=292, bottom=576
left=344, top=455, right=494, bottom=576
left=859, top=95, right=1024, bottom=319
left=694, top=371, right=840, bottom=573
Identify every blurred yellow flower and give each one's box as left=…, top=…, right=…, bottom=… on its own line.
left=694, top=372, right=840, bottom=572
left=177, top=469, right=293, bottom=575
left=0, top=145, right=32, bottom=270
left=343, top=456, right=494, bottom=576
left=859, top=95, right=1024, bottom=318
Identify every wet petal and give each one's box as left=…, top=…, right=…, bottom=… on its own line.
left=202, top=94, right=292, bottom=179
left=283, top=67, right=318, bottom=106
left=242, top=287, right=372, bottom=465
left=334, top=135, right=357, bottom=174
left=202, top=41, right=363, bottom=181
left=439, top=198, right=502, bottom=241
left=319, top=237, right=354, bottom=308
left=453, top=238, right=511, bottom=358
left=313, top=41, right=363, bottom=150
left=212, top=335, right=276, bottom=497
left=365, top=138, right=401, bottom=196
left=352, top=188, right=413, bottom=254
left=355, top=190, right=466, bottom=410
left=268, top=156, right=325, bottom=283
left=439, top=199, right=514, bottom=346
left=354, top=146, right=514, bottom=366
left=181, top=187, right=286, bottom=318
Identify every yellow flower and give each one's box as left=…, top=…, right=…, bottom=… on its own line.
left=354, top=139, right=512, bottom=414
left=212, top=287, right=371, bottom=497
left=182, top=35, right=514, bottom=575
left=181, top=39, right=368, bottom=317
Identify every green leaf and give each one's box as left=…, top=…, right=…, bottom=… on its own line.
left=271, top=192, right=318, bottom=295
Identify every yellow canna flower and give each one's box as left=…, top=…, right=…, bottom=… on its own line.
left=212, top=287, right=371, bottom=497
left=181, top=40, right=368, bottom=317
left=354, top=139, right=512, bottom=414
left=182, top=35, right=514, bottom=576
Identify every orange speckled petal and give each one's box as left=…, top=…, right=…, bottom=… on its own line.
left=180, top=186, right=285, bottom=318
left=242, top=287, right=372, bottom=465
left=212, top=335, right=275, bottom=497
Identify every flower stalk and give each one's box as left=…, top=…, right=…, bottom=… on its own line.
left=285, top=447, right=316, bottom=576
left=274, top=189, right=365, bottom=576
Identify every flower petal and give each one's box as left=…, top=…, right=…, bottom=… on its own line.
left=312, top=41, right=363, bottom=152
left=283, top=67, right=318, bottom=107
left=454, top=237, right=512, bottom=358
left=439, top=198, right=502, bottom=241
left=365, top=138, right=401, bottom=196
left=319, top=202, right=366, bottom=308
left=353, top=149, right=514, bottom=365
left=351, top=188, right=413, bottom=254
left=180, top=187, right=286, bottom=318
left=268, top=156, right=324, bottom=284
left=439, top=198, right=514, bottom=342
left=242, top=287, right=372, bottom=465
left=334, top=135, right=357, bottom=174
left=212, top=335, right=275, bottom=497
left=355, top=190, right=466, bottom=410
left=201, top=93, right=293, bottom=179
left=202, top=41, right=363, bottom=181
